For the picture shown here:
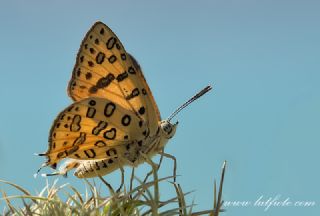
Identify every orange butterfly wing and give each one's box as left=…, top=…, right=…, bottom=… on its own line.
left=42, top=22, right=161, bottom=168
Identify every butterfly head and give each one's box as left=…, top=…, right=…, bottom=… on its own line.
left=160, top=120, right=178, bottom=139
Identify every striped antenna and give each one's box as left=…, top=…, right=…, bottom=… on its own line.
left=167, top=85, right=212, bottom=122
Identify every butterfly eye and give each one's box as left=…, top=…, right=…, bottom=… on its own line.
left=164, top=124, right=172, bottom=134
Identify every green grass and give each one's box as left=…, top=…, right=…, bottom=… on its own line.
left=0, top=161, right=226, bottom=216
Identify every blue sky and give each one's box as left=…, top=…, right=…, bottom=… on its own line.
left=0, top=0, right=320, bottom=215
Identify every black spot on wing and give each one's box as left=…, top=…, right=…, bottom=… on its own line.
left=84, top=149, right=96, bottom=158
left=106, top=148, right=117, bottom=157
left=108, top=55, right=117, bottom=64
left=138, top=106, right=145, bottom=115
left=85, top=72, right=92, bottom=80
left=106, top=37, right=116, bottom=50
left=104, top=102, right=116, bottom=117
left=88, top=61, right=94, bottom=67
left=116, top=71, right=128, bottom=82
left=89, top=48, right=95, bottom=54
left=92, top=121, right=108, bottom=135
left=96, top=52, right=105, bottom=64
left=125, top=88, right=140, bottom=100
left=128, top=66, right=136, bottom=74
left=121, top=115, right=131, bottom=126
left=86, top=107, right=96, bottom=118
left=89, top=100, right=96, bottom=106
left=96, top=73, right=115, bottom=89
left=104, top=128, right=116, bottom=140
left=94, top=140, right=107, bottom=147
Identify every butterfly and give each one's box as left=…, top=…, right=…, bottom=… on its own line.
left=37, top=21, right=212, bottom=178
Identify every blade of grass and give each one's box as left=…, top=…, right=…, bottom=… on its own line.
left=215, top=161, right=226, bottom=216
left=172, top=182, right=187, bottom=216
left=1, top=191, right=15, bottom=214
left=0, top=180, right=37, bottom=204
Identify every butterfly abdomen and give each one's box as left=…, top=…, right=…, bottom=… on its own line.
left=74, top=158, right=122, bottom=178
left=72, top=135, right=163, bottom=178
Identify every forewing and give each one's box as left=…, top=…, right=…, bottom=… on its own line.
left=67, top=21, right=161, bottom=135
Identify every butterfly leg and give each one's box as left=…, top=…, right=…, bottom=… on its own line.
left=116, top=167, right=125, bottom=193
left=139, top=152, right=160, bottom=204
left=142, top=150, right=165, bottom=184
left=98, top=175, right=115, bottom=195
left=158, top=152, right=177, bottom=182
left=130, top=168, right=135, bottom=192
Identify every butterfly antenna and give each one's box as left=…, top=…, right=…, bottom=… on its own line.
left=167, top=85, right=212, bottom=122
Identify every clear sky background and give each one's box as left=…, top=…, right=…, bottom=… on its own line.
left=0, top=0, right=320, bottom=215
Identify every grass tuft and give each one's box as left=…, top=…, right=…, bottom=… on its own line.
left=1, top=161, right=226, bottom=216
